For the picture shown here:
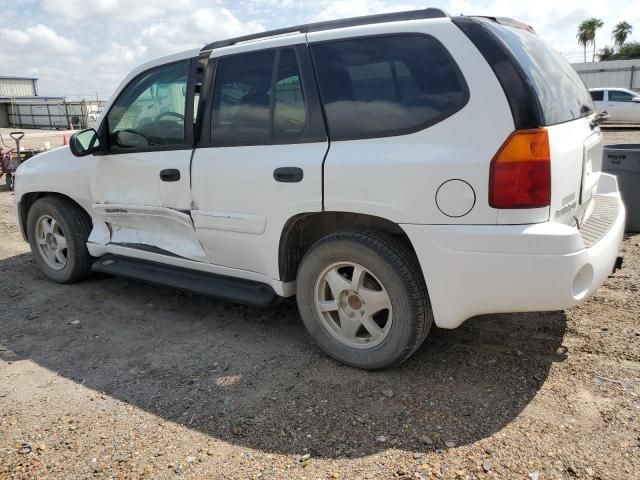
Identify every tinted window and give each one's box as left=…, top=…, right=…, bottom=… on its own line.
left=107, top=61, right=188, bottom=149
left=193, top=56, right=209, bottom=126
left=212, top=50, right=274, bottom=146
left=311, top=35, right=467, bottom=140
left=609, top=90, right=634, bottom=102
left=274, top=49, right=307, bottom=141
left=480, top=20, right=594, bottom=126
left=211, top=48, right=309, bottom=146
left=590, top=90, right=604, bottom=102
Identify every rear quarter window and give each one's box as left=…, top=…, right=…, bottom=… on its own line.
left=310, top=35, right=468, bottom=140
left=480, top=19, right=594, bottom=126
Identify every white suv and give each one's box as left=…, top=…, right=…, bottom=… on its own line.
left=14, top=9, right=626, bottom=369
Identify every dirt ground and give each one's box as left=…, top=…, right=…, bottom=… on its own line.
left=1, top=130, right=639, bottom=480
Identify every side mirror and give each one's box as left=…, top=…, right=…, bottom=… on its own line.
left=590, top=111, right=609, bottom=129
left=69, top=128, right=102, bottom=157
left=632, top=97, right=640, bottom=103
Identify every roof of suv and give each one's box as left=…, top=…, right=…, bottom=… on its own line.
left=199, top=7, right=536, bottom=56
left=200, top=8, right=449, bottom=53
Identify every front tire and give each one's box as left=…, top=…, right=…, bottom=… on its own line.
left=296, top=231, right=432, bottom=369
left=27, top=196, right=93, bottom=283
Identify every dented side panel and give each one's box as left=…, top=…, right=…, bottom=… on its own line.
left=89, top=149, right=205, bottom=259
left=92, top=204, right=207, bottom=260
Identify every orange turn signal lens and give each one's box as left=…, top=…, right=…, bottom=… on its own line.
left=489, top=129, right=551, bottom=209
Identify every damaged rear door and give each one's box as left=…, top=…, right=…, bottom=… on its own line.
left=90, top=57, right=206, bottom=260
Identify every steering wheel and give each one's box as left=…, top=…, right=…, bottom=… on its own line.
left=115, top=128, right=150, bottom=147
left=155, top=111, right=185, bottom=122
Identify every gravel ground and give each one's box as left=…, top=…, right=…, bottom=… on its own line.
left=1, top=129, right=639, bottom=480
left=600, top=126, right=640, bottom=145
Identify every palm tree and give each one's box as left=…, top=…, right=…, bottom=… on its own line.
left=577, top=18, right=605, bottom=62
left=589, top=18, right=605, bottom=61
left=577, top=26, right=590, bottom=62
left=612, top=21, right=633, bottom=51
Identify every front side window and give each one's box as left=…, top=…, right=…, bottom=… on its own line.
left=310, top=35, right=468, bottom=140
left=608, top=90, right=634, bottom=102
left=211, top=48, right=308, bottom=146
left=107, top=61, right=189, bottom=149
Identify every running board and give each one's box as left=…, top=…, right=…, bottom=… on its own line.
left=91, top=255, right=279, bottom=307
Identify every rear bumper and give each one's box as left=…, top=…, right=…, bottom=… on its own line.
left=401, top=173, right=626, bottom=329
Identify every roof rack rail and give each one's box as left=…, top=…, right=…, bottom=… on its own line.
left=200, top=8, right=449, bottom=53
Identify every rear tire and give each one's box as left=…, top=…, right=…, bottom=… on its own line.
left=5, top=173, right=13, bottom=190
left=27, top=196, right=94, bottom=283
left=296, top=231, right=432, bottom=369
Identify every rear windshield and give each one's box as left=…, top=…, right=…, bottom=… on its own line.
left=480, top=19, right=594, bottom=126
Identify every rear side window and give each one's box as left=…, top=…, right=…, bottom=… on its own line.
left=211, top=48, right=310, bottom=146
left=212, top=50, right=274, bottom=146
left=274, top=49, right=307, bottom=140
left=479, top=19, right=594, bottom=126
left=311, top=35, right=468, bottom=140
left=590, top=91, right=604, bottom=102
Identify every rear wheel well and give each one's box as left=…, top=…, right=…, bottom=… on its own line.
left=278, top=212, right=418, bottom=283
left=19, top=192, right=91, bottom=241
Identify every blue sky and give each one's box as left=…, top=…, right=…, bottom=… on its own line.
left=1, top=0, right=639, bottom=100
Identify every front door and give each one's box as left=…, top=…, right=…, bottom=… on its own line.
left=90, top=57, right=206, bottom=260
left=191, top=38, right=328, bottom=279
left=606, top=90, right=637, bottom=122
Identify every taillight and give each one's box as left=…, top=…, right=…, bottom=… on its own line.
left=489, top=129, right=551, bottom=209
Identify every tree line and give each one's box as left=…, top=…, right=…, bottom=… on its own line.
left=577, top=19, right=638, bottom=62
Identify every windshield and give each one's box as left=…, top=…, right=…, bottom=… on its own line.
left=480, top=19, right=594, bottom=126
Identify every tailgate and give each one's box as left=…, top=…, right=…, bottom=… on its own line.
left=547, top=116, right=602, bottom=224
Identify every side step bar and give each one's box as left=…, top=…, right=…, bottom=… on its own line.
left=91, top=255, right=279, bottom=307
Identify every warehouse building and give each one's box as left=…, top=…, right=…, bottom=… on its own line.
left=573, top=59, right=640, bottom=91
left=0, top=75, right=103, bottom=129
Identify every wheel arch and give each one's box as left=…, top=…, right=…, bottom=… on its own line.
left=18, top=192, right=92, bottom=242
left=278, top=211, right=419, bottom=283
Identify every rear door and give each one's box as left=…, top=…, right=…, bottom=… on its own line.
left=190, top=37, right=328, bottom=279
left=589, top=90, right=605, bottom=114
left=91, top=58, right=206, bottom=260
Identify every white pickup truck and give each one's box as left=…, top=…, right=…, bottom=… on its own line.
left=589, top=87, right=640, bottom=123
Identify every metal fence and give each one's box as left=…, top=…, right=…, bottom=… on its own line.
left=6, top=100, right=106, bottom=129
left=573, top=60, right=640, bottom=91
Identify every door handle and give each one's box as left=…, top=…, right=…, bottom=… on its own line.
left=160, top=169, right=181, bottom=182
left=273, top=167, right=303, bottom=183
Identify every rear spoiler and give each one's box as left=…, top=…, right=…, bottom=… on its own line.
left=471, top=16, right=536, bottom=33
